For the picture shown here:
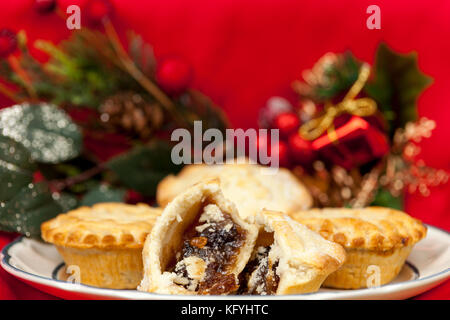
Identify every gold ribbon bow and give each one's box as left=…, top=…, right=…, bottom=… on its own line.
left=299, top=63, right=377, bottom=141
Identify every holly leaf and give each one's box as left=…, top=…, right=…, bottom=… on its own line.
left=0, top=182, right=62, bottom=238
left=107, top=141, right=181, bottom=197
left=364, top=43, right=432, bottom=135
left=54, top=192, right=78, bottom=212
left=80, top=184, right=126, bottom=207
left=0, top=103, right=82, bottom=163
left=0, top=135, right=36, bottom=202
left=370, top=188, right=404, bottom=211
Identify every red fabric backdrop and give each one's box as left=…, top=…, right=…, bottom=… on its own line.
left=0, top=0, right=449, bottom=299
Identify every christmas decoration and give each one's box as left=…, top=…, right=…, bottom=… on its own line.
left=0, top=29, right=17, bottom=58
left=156, top=57, right=193, bottom=94
left=273, top=112, right=300, bottom=138
left=99, top=91, right=164, bottom=140
left=258, top=96, right=294, bottom=128
left=259, top=43, right=449, bottom=210
left=84, top=0, right=113, bottom=25
left=270, top=140, right=290, bottom=167
left=288, top=133, right=315, bottom=165
left=311, top=115, right=389, bottom=170
left=33, top=0, right=57, bottom=14
left=0, top=4, right=228, bottom=237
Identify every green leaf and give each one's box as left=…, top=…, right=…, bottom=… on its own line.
left=315, top=52, right=361, bottom=102
left=370, top=188, right=404, bottom=210
left=364, top=43, right=432, bottom=135
left=0, top=135, right=36, bottom=202
left=0, top=102, right=82, bottom=163
left=128, top=32, right=156, bottom=78
left=53, top=192, right=78, bottom=212
left=0, top=182, right=62, bottom=237
left=81, top=184, right=126, bottom=206
left=107, top=141, right=181, bottom=197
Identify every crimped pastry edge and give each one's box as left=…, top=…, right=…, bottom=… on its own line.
left=41, top=203, right=162, bottom=250
left=291, top=207, right=427, bottom=252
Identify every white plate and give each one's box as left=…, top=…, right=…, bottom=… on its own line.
left=1, top=225, right=449, bottom=300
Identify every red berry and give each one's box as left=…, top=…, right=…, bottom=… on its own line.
left=156, top=57, right=193, bottom=94
left=125, top=190, right=145, bottom=204
left=85, top=0, right=113, bottom=25
left=271, top=141, right=290, bottom=167
left=288, top=134, right=316, bottom=165
left=273, top=112, right=300, bottom=139
left=0, top=29, right=17, bottom=58
left=33, top=0, right=57, bottom=14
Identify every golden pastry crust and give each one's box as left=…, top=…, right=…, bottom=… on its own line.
left=41, top=203, right=162, bottom=250
left=322, top=246, right=413, bottom=289
left=291, top=207, right=427, bottom=289
left=243, top=210, right=346, bottom=295
left=290, top=207, right=427, bottom=252
left=55, top=246, right=145, bottom=289
left=139, top=180, right=259, bottom=295
left=156, top=160, right=313, bottom=219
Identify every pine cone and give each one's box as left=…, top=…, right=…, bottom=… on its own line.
left=99, top=91, right=164, bottom=140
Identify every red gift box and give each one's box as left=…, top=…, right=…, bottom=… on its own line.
left=312, top=115, right=389, bottom=170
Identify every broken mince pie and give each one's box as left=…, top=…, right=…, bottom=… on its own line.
left=240, top=210, right=346, bottom=295
left=41, top=203, right=162, bottom=289
left=291, top=207, right=427, bottom=289
left=139, top=180, right=258, bottom=295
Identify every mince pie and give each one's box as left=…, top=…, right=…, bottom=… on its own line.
left=240, top=210, right=346, bottom=295
left=156, top=159, right=312, bottom=219
left=41, top=203, right=161, bottom=289
left=139, top=180, right=258, bottom=295
left=291, top=207, right=427, bottom=289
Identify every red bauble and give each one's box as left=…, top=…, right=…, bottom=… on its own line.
left=0, top=29, right=17, bottom=58
left=273, top=112, right=300, bottom=139
left=84, top=0, right=113, bottom=25
left=258, top=96, right=294, bottom=128
left=270, top=140, right=290, bottom=167
left=156, top=57, right=193, bottom=94
left=33, top=0, right=56, bottom=14
left=288, top=133, right=316, bottom=165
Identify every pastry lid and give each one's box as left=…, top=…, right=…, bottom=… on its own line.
left=291, top=207, right=427, bottom=251
left=41, top=203, right=162, bottom=249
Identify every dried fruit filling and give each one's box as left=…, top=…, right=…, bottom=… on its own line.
left=170, top=204, right=246, bottom=295
left=239, top=246, right=280, bottom=295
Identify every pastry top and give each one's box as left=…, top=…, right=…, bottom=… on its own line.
left=291, top=207, right=427, bottom=252
left=139, top=180, right=258, bottom=295
left=41, top=203, right=162, bottom=249
left=251, top=210, right=346, bottom=275
left=156, top=160, right=313, bottom=219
